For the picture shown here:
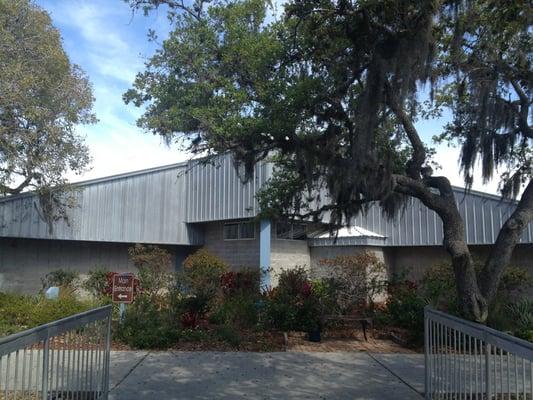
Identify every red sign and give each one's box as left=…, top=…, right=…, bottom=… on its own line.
left=112, top=274, right=135, bottom=304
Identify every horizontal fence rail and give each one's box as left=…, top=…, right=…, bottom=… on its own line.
left=425, top=306, right=533, bottom=400
left=0, top=305, right=112, bottom=400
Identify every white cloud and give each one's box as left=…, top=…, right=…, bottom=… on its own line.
left=432, top=145, right=500, bottom=194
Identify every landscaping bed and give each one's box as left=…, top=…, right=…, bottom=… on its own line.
left=1, top=246, right=531, bottom=353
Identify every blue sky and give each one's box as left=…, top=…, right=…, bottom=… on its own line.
left=35, top=0, right=499, bottom=194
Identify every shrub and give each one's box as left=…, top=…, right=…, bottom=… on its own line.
left=421, top=261, right=532, bottom=324
left=385, top=279, right=426, bottom=342
left=116, top=296, right=178, bottom=349
left=129, top=244, right=174, bottom=301
left=220, top=268, right=260, bottom=298
left=0, top=292, right=95, bottom=336
left=317, top=252, right=387, bottom=314
left=210, top=295, right=259, bottom=329
left=30, top=292, right=94, bottom=326
left=214, top=324, right=241, bottom=347
left=262, top=267, right=321, bottom=332
left=83, top=266, right=111, bottom=299
left=505, top=299, right=533, bottom=342
left=180, top=249, right=228, bottom=303
left=41, top=269, right=79, bottom=292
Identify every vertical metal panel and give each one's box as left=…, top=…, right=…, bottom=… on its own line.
left=184, top=153, right=271, bottom=223
left=0, top=163, right=202, bottom=245
left=339, top=187, right=531, bottom=246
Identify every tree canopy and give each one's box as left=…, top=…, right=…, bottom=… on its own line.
left=125, top=0, right=532, bottom=322
left=0, top=0, right=95, bottom=198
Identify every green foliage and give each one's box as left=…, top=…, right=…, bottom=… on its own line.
left=220, top=268, right=260, bottom=298
left=180, top=249, right=228, bottom=303
left=385, top=279, right=427, bottom=342
left=210, top=295, right=258, bottom=329
left=0, top=292, right=95, bottom=336
left=116, top=296, right=178, bottom=349
left=41, top=269, right=79, bottom=292
left=316, top=252, right=388, bottom=314
left=421, top=261, right=532, bottom=316
left=214, top=324, right=241, bottom=347
left=262, top=267, right=321, bottom=332
left=0, top=0, right=95, bottom=208
left=129, top=244, right=175, bottom=300
left=83, top=266, right=111, bottom=299
left=506, top=300, right=533, bottom=342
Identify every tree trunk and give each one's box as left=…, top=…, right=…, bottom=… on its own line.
left=394, top=174, right=488, bottom=322
left=480, top=179, right=533, bottom=306
left=440, top=207, right=488, bottom=322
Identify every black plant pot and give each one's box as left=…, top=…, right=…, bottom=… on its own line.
left=307, top=328, right=321, bottom=342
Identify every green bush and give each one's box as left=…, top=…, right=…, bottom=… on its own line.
left=220, top=268, right=260, bottom=298
left=505, top=299, right=533, bottom=342
left=41, top=269, right=79, bottom=292
left=0, top=292, right=95, bottom=336
left=385, top=279, right=426, bottom=342
left=180, top=249, right=228, bottom=304
left=317, top=252, right=388, bottom=314
left=214, top=324, right=241, bottom=347
left=210, top=295, right=259, bottom=329
left=83, top=266, right=111, bottom=299
left=116, top=296, right=178, bottom=349
left=129, top=244, right=175, bottom=301
left=262, top=267, right=321, bottom=332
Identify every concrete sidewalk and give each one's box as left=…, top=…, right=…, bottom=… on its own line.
left=108, top=351, right=424, bottom=399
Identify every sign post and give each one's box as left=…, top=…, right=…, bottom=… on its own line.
left=112, top=273, right=135, bottom=322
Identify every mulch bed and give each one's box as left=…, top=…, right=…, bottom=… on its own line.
left=287, top=327, right=419, bottom=353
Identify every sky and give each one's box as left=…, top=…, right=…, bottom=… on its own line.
left=35, top=0, right=500, bottom=194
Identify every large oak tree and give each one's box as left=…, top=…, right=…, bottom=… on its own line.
left=125, top=0, right=532, bottom=322
left=0, top=0, right=95, bottom=225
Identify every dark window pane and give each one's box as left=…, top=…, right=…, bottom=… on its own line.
left=276, top=222, right=292, bottom=239
left=240, top=222, right=255, bottom=239
left=223, top=223, right=239, bottom=240
left=292, top=224, right=307, bottom=240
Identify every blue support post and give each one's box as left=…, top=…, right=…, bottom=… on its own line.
left=259, top=219, right=271, bottom=290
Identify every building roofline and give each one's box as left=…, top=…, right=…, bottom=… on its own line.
left=0, top=160, right=190, bottom=203
left=0, top=156, right=517, bottom=205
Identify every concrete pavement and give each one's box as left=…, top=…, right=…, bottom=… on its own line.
left=109, top=351, right=424, bottom=399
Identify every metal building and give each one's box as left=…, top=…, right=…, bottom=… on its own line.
left=0, top=153, right=531, bottom=293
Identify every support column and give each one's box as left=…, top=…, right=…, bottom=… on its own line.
left=259, top=219, right=271, bottom=289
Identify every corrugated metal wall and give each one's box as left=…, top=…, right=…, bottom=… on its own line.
left=0, top=150, right=530, bottom=248
left=352, top=188, right=532, bottom=246
left=0, top=164, right=203, bottom=245
left=185, top=154, right=271, bottom=222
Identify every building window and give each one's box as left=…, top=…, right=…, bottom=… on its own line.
left=223, top=221, right=255, bottom=240
left=276, top=222, right=307, bottom=240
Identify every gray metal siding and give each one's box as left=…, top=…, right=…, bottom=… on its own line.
left=0, top=164, right=202, bottom=245
left=352, top=188, right=532, bottom=246
left=185, top=154, right=271, bottom=223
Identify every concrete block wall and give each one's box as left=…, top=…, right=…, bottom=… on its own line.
left=201, top=221, right=260, bottom=269
left=385, top=244, right=533, bottom=282
left=0, top=237, right=190, bottom=294
left=270, top=237, right=311, bottom=286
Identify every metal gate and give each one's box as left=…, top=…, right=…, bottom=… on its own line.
left=425, top=306, right=533, bottom=399
left=0, top=305, right=112, bottom=400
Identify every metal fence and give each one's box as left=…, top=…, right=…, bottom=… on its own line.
left=0, top=305, right=112, bottom=400
left=425, top=306, right=533, bottom=400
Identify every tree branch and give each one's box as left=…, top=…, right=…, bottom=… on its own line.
left=385, top=81, right=427, bottom=179
left=510, top=79, right=533, bottom=139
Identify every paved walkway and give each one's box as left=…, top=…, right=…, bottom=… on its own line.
left=109, top=351, right=424, bottom=399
